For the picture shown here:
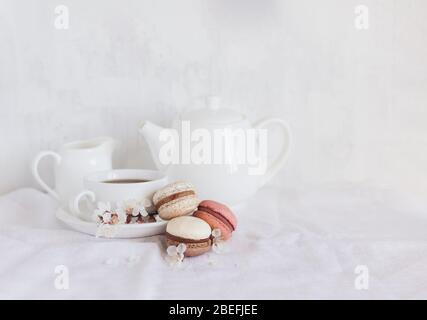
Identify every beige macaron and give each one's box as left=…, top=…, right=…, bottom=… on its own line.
left=153, top=181, right=200, bottom=220
left=166, top=216, right=212, bottom=257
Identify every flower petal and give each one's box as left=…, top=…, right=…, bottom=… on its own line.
left=103, top=212, right=112, bottom=223
left=131, top=207, right=140, bottom=217
left=116, top=211, right=126, bottom=224
left=177, top=253, right=185, bottom=262
left=177, top=243, right=187, bottom=254
left=167, top=245, right=178, bottom=256
left=165, top=255, right=178, bottom=267
left=212, top=243, right=221, bottom=254
left=212, top=241, right=227, bottom=254
left=212, top=228, right=222, bottom=239
left=143, top=198, right=153, bottom=208
left=139, top=207, right=149, bottom=217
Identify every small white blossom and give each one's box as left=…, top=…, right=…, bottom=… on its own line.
left=212, top=241, right=226, bottom=254
left=94, top=201, right=111, bottom=217
left=176, top=243, right=187, bottom=255
left=166, top=243, right=187, bottom=267
left=141, top=207, right=149, bottom=217
left=132, top=203, right=148, bottom=217
left=102, top=212, right=112, bottom=223
left=211, top=229, right=227, bottom=254
left=167, top=245, right=178, bottom=256
left=116, top=199, right=149, bottom=218
left=212, top=228, right=222, bottom=239
left=117, top=199, right=136, bottom=214
left=130, top=216, right=139, bottom=224
left=115, top=207, right=127, bottom=224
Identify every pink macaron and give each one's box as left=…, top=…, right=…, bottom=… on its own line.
left=194, top=200, right=237, bottom=240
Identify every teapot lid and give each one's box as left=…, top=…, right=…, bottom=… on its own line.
left=180, top=97, right=245, bottom=124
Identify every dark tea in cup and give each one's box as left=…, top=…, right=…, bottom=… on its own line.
left=102, top=179, right=150, bottom=184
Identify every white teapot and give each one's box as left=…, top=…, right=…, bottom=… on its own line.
left=139, top=105, right=291, bottom=205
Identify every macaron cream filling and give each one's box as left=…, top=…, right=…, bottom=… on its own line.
left=155, top=190, right=196, bottom=210
left=198, top=206, right=235, bottom=231
left=166, top=232, right=211, bottom=244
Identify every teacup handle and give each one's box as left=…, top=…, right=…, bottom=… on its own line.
left=31, top=151, right=61, bottom=200
left=254, top=118, right=292, bottom=185
left=71, top=190, right=96, bottom=216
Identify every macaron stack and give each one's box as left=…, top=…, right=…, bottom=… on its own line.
left=153, top=181, right=237, bottom=258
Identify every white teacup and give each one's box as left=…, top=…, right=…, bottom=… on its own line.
left=71, top=169, right=168, bottom=221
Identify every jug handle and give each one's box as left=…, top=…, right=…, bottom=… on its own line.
left=254, top=118, right=292, bottom=186
left=31, top=151, right=61, bottom=200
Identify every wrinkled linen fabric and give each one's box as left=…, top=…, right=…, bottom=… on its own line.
left=1, top=186, right=427, bottom=299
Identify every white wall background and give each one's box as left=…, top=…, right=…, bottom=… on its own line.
left=1, top=0, right=427, bottom=197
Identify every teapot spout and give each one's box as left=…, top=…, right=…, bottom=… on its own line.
left=139, top=121, right=174, bottom=172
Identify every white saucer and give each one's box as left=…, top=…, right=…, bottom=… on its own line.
left=56, top=207, right=167, bottom=238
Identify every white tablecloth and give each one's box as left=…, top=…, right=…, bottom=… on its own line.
left=1, top=185, right=427, bottom=299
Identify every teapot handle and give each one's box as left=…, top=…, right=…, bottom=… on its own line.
left=254, top=118, right=292, bottom=185
left=31, top=151, right=61, bottom=200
